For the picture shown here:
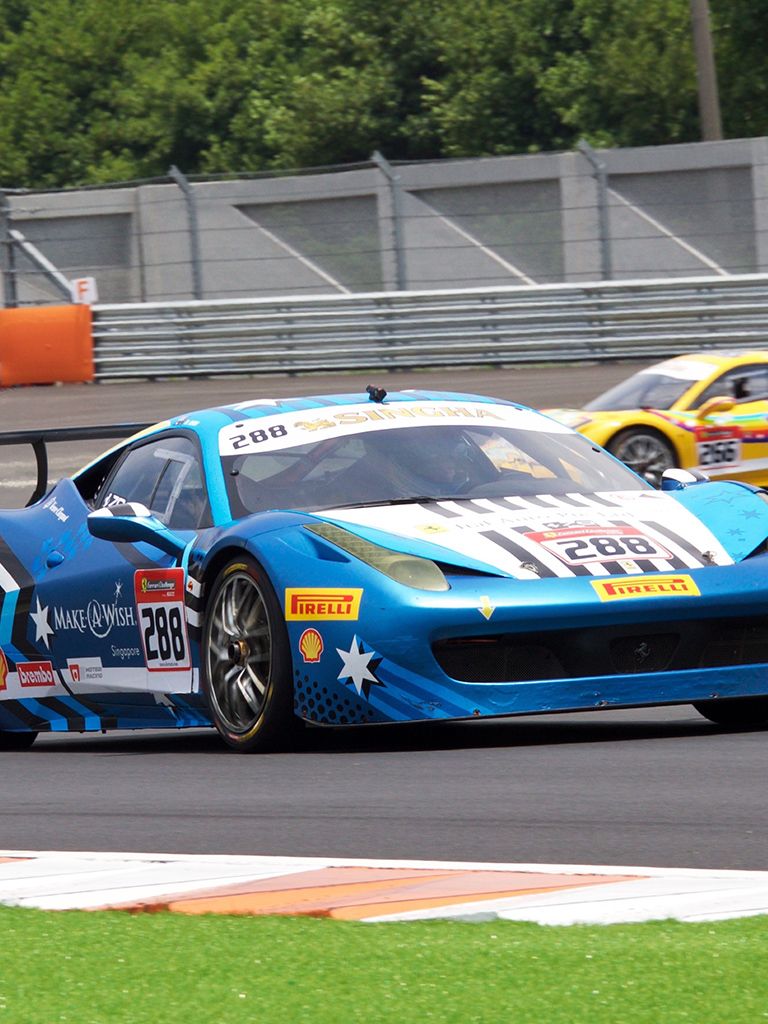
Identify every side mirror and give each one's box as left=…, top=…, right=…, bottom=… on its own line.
left=87, top=503, right=187, bottom=557
left=661, top=468, right=710, bottom=491
left=696, top=396, right=735, bottom=419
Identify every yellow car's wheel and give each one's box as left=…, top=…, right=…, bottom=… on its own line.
left=608, top=428, right=676, bottom=487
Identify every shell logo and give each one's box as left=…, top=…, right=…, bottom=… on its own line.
left=0, top=650, right=7, bottom=690
left=299, top=628, right=324, bottom=663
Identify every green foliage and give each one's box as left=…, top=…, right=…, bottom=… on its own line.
left=711, top=0, right=768, bottom=139
left=538, top=0, right=699, bottom=149
left=0, top=0, right=761, bottom=188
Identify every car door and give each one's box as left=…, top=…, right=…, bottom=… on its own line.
left=25, top=433, right=209, bottom=697
left=692, top=364, right=768, bottom=483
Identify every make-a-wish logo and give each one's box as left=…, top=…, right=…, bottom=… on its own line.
left=53, top=581, right=135, bottom=640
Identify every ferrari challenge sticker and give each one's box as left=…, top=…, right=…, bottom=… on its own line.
left=134, top=569, right=191, bottom=672
left=591, top=574, right=700, bottom=601
left=285, top=588, right=363, bottom=620
left=526, top=525, right=671, bottom=567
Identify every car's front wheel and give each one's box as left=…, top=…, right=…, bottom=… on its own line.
left=608, top=428, right=676, bottom=487
left=201, top=556, right=300, bottom=752
left=0, top=730, right=37, bottom=751
left=693, top=697, right=768, bottom=728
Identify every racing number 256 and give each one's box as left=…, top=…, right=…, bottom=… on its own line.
left=697, top=439, right=740, bottom=466
left=141, top=606, right=186, bottom=664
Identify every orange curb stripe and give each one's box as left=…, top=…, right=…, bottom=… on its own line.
left=139, top=870, right=639, bottom=918
left=111, top=867, right=455, bottom=912
left=328, top=877, right=635, bottom=920
left=160, top=872, right=454, bottom=916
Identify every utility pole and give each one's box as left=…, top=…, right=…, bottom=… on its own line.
left=690, top=0, right=723, bottom=140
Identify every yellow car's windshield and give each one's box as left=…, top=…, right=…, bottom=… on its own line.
left=586, top=372, right=694, bottom=412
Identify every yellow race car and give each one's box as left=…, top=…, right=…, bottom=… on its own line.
left=545, top=351, right=768, bottom=487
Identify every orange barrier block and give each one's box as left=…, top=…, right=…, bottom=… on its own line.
left=0, top=304, right=94, bottom=386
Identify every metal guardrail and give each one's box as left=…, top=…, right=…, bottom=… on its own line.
left=92, top=274, right=768, bottom=380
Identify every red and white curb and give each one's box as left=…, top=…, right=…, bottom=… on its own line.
left=1, top=852, right=768, bottom=924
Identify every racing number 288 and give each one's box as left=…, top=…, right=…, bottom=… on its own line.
left=231, top=425, right=288, bottom=449
left=141, top=606, right=186, bottom=665
left=555, top=535, right=665, bottom=564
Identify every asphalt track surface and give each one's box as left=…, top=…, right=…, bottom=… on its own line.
left=1, top=363, right=767, bottom=870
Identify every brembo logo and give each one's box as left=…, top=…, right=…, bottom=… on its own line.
left=285, top=588, right=363, bottom=621
left=17, top=661, right=56, bottom=687
left=591, top=574, right=700, bottom=601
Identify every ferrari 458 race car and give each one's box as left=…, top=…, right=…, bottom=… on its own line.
left=2, top=385, right=768, bottom=753
left=545, top=350, right=768, bottom=487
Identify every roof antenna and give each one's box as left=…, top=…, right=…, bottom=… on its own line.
left=366, top=384, right=387, bottom=403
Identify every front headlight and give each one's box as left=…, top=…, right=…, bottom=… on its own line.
left=306, top=522, right=449, bottom=591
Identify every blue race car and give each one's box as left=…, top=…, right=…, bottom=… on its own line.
left=2, top=385, right=768, bottom=753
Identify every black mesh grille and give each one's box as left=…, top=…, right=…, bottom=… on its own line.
left=433, top=617, right=768, bottom=684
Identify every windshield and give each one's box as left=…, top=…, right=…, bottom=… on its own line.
left=224, top=423, right=646, bottom=517
left=585, top=372, right=694, bottom=412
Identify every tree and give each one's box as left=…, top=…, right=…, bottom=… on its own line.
left=711, top=0, right=768, bottom=140
left=0, top=0, right=764, bottom=189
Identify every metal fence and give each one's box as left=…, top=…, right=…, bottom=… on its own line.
left=3, top=136, right=768, bottom=306
left=92, top=273, right=768, bottom=380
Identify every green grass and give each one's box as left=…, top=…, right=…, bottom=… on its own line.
left=0, top=907, right=766, bottom=1023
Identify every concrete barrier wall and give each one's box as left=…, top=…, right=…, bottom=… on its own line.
left=4, top=137, right=768, bottom=307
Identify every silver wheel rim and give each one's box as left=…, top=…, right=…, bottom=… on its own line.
left=205, top=571, right=272, bottom=733
left=612, top=433, right=674, bottom=487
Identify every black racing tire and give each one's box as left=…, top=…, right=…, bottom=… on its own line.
left=201, top=555, right=301, bottom=753
left=607, top=428, right=677, bottom=488
left=693, top=697, right=768, bottom=728
left=0, top=731, right=37, bottom=751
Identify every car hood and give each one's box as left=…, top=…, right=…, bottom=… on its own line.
left=314, top=489, right=738, bottom=580
left=540, top=407, right=599, bottom=429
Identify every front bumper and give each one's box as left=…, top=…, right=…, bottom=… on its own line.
left=285, top=558, right=768, bottom=726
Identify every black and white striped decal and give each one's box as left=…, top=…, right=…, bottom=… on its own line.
left=417, top=494, right=717, bottom=579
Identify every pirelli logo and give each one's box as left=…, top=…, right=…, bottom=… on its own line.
left=592, top=574, right=700, bottom=601
left=285, top=588, right=363, bottom=621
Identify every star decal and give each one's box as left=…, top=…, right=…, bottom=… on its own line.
left=336, top=635, right=384, bottom=700
left=114, top=580, right=123, bottom=599
left=30, top=598, right=54, bottom=650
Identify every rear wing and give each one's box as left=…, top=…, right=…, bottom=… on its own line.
left=0, top=424, right=151, bottom=506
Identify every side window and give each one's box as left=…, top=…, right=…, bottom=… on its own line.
left=736, top=366, right=768, bottom=401
left=98, top=444, right=167, bottom=510
left=696, top=366, right=768, bottom=406
left=97, top=436, right=211, bottom=530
